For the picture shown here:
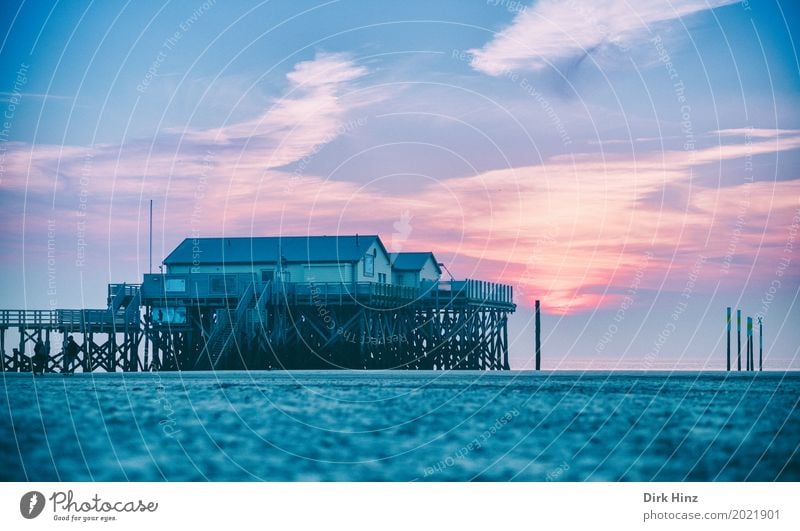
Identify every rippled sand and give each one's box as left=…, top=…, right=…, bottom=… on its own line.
left=1, top=371, right=798, bottom=481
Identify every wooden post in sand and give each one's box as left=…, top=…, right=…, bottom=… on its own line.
left=737, top=309, right=741, bottom=372
left=726, top=307, right=731, bottom=371
left=535, top=300, right=541, bottom=371
left=746, top=317, right=753, bottom=371
left=758, top=317, right=763, bottom=372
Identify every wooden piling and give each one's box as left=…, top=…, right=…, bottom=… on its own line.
left=726, top=307, right=731, bottom=371
left=736, top=309, right=741, bottom=371
left=758, top=317, right=763, bottom=371
left=745, top=317, right=749, bottom=371
left=746, top=317, right=753, bottom=371
left=535, top=299, right=541, bottom=371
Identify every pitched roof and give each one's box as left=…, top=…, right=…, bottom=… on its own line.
left=389, top=252, right=442, bottom=273
left=164, top=235, right=385, bottom=265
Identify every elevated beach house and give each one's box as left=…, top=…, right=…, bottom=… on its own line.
left=162, top=234, right=441, bottom=287
left=1, top=233, right=515, bottom=373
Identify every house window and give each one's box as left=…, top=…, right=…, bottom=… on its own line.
left=164, top=277, right=186, bottom=293
left=364, top=250, right=375, bottom=277
left=378, top=273, right=386, bottom=284
left=261, top=270, right=274, bottom=282
left=210, top=275, right=236, bottom=294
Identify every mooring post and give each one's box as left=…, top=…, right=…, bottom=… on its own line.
left=535, top=299, right=541, bottom=371
left=751, top=317, right=756, bottom=371
left=736, top=309, right=741, bottom=371
left=726, top=307, right=731, bottom=371
left=750, top=317, right=756, bottom=371
left=746, top=317, right=753, bottom=371
left=745, top=316, right=749, bottom=371
left=747, top=317, right=756, bottom=372
left=745, top=317, right=749, bottom=371
left=758, top=316, right=763, bottom=371
left=752, top=318, right=756, bottom=371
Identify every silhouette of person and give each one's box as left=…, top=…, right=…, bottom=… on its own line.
left=64, top=336, right=80, bottom=374
left=33, top=338, right=47, bottom=375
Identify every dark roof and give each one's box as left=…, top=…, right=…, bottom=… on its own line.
left=164, top=235, right=386, bottom=265
left=389, top=252, right=442, bottom=273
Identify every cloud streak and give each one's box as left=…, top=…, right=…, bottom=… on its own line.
left=469, top=0, right=738, bottom=75
left=183, top=52, right=371, bottom=172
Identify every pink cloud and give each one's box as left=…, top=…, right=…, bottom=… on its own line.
left=4, top=51, right=799, bottom=320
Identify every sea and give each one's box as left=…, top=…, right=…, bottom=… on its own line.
left=1, top=371, right=798, bottom=481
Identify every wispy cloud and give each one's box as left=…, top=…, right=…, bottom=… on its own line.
left=435, top=136, right=800, bottom=312
left=0, top=91, right=73, bottom=103
left=712, top=128, right=800, bottom=139
left=4, top=52, right=373, bottom=194
left=469, top=0, right=738, bottom=75
left=185, top=52, right=369, bottom=166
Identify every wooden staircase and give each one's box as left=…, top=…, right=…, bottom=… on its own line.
left=203, top=282, right=256, bottom=370
left=107, top=283, right=141, bottom=330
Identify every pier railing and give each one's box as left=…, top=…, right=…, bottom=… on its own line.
left=0, top=308, right=139, bottom=330
left=426, top=279, right=514, bottom=309
left=0, top=309, right=59, bottom=327
left=0, top=280, right=513, bottom=330
left=293, top=282, right=419, bottom=305
left=139, top=273, right=514, bottom=309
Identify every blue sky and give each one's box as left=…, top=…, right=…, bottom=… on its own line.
left=1, top=0, right=798, bottom=369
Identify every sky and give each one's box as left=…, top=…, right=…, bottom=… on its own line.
left=0, top=0, right=798, bottom=369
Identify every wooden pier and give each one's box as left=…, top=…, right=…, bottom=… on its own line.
left=0, top=284, right=142, bottom=373
left=1, top=277, right=515, bottom=373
